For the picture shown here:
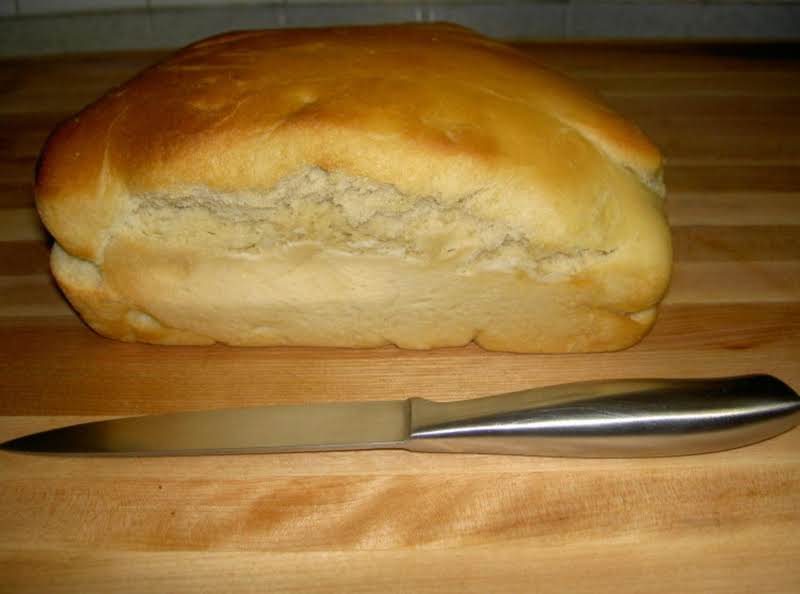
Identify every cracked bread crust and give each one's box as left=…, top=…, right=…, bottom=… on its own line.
left=37, top=23, right=671, bottom=352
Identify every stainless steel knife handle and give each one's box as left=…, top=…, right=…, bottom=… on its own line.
left=405, top=375, right=800, bottom=457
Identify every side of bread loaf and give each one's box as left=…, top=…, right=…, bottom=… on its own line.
left=35, top=23, right=672, bottom=352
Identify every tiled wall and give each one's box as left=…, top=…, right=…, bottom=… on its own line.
left=1, top=1, right=799, bottom=55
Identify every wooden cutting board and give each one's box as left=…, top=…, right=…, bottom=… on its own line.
left=1, top=42, right=799, bottom=593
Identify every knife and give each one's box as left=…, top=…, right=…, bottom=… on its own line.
left=2, top=375, right=799, bottom=458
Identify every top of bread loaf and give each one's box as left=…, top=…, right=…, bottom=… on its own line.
left=35, top=23, right=665, bottom=285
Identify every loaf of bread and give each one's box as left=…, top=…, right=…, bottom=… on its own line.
left=35, top=23, right=671, bottom=352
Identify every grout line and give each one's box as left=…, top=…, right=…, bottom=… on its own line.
left=564, top=0, right=572, bottom=38
left=278, top=0, right=287, bottom=27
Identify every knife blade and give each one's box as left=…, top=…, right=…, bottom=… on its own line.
left=2, top=374, right=799, bottom=458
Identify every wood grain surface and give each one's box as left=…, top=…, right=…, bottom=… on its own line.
left=1, top=42, right=799, bottom=593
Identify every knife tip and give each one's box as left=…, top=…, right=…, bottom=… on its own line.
left=0, top=437, right=28, bottom=453
left=0, top=433, right=64, bottom=455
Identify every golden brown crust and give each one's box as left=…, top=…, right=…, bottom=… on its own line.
left=36, top=23, right=671, bottom=352
left=36, top=23, right=662, bottom=260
